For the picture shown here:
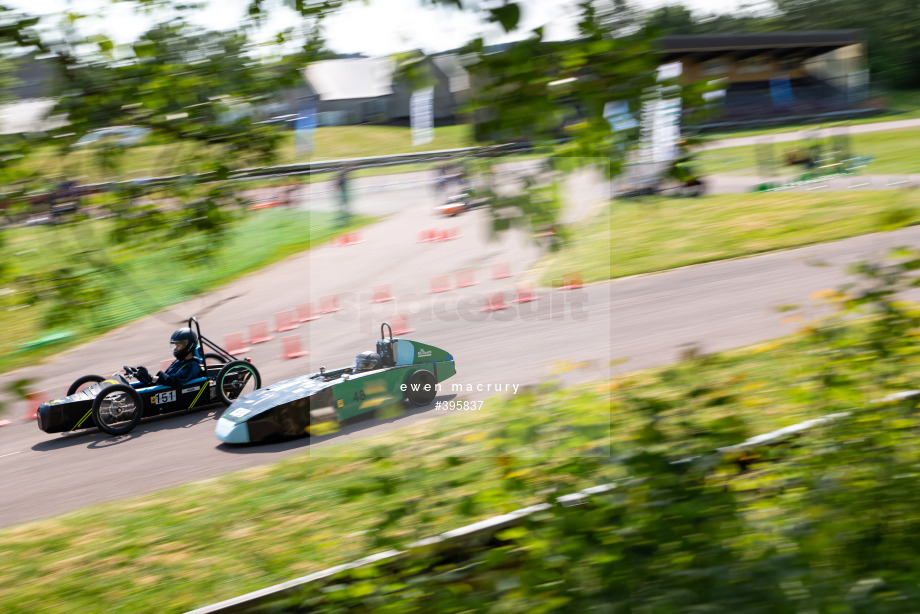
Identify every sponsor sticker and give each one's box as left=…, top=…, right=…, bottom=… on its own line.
left=229, top=407, right=250, bottom=418
left=182, top=386, right=201, bottom=394
left=417, top=349, right=431, bottom=358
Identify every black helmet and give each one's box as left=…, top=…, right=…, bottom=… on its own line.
left=169, top=327, right=198, bottom=360
left=353, top=351, right=381, bottom=373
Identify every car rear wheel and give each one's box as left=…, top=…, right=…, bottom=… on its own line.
left=67, top=374, right=105, bottom=396
left=203, top=352, right=226, bottom=364
left=92, top=383, right=143, bottom=435
left=217, top=361, right=262, bottom=405
left=202, top=352, right=228, bottom=372
left=404, top=369, right=437, bottom=407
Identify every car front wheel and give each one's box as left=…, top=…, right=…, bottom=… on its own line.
left=92, top=384, right=143, bottom=435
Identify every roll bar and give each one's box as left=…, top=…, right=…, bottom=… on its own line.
left=188, top=316, right=236, bottom=370
left=381, top=322, right=393, bottom=341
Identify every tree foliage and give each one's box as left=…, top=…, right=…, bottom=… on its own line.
left=231, top=251, right=920, bottom=613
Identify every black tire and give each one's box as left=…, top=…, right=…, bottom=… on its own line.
left=67, top=374, right=104, bottom=396
left=203, top=353, right=227, bottom=368
left=92, top=383, right=143, bottom=436
left=217, top=360, right=262, bottom=406
left=404, top=369, right=438, bottom=407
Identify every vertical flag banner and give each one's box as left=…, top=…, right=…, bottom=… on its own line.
left=651, top=97, right=682, bottom=164
left=295, top=99, right=317, bottom=156
left=657, top=62, right=683, bottom=82
left=769, top=72, right=794, bottom=112
left=411, top=87, right=434, bottom=147
left=603, top=100, right=637, bottom=133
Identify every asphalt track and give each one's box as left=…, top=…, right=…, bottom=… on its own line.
left=0, top=167, right=611, bottom=528
left=1, top=163, right=918, bottom=529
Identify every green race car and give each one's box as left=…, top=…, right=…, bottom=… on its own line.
left=216, top=323, right=456, bottom=444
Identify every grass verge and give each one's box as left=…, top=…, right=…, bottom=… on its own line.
left=0, top=210, right=375, bottom=374
left=538, top=190, right=920, bottom=286
left=699, top=126, right=920, bottom=176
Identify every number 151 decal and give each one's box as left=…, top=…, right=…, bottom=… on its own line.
left=152, top=390, right=177, bottom=404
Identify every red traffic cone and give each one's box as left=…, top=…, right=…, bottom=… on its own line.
left=560, top=272, right=583, bottom=290
left=455, top=269, right=477, bottom=288
left=429, top=274, right=452, bottom=293
left=372, top=284, right=395, bottom=303
left=390, top=313, right=415, bottom=335
left=21, top=390, right=49, bottom=420
left=482, top=291, right=509, bottom=312
left=274, top=310, right=299, bottom=332
left=248, top=321, right=275, bottom=344
left=320, top=294, right=341, bottom=313
left=297, top=302, right=320, bottom=322
left=490, top=262, right=511, bottom=279
left=511, top=285, right=539, bottom=303
left=279, top=334, right=309, bottom=359
left=224, top=333, right=252, bottom=356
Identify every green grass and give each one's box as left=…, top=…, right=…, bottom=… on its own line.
left=699, top=125, right=920, bottom=176
left=704, top=88, right=920, bottom=140
left=17, top=125, right=475, bottom=185
left=0, top=305, right=912, bottom=613
left=538, top=190, right=920, bottom=286
left=0, top=380, right=616, bottom=614
left=0, top=209, right=374, bottom=374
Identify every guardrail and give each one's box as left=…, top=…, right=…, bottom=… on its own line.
left=3, top=142, right=535, bottom=208
left=184, top=388, right=920, bottom=613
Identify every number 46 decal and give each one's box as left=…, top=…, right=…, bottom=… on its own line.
left=151, top=390, right=176, bottom=404
left=352, top=390, right=366, bottom=401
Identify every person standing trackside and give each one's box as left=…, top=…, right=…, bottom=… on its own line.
left=335, top=164, right=353, bottom=227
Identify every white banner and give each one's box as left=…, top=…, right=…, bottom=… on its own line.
left=638, top=92, right=682, bottom=165
left=411, top=87, right=434, bottom=147
left=651, top=97, right=682, bottom=163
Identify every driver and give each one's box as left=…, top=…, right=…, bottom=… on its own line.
left=135, top=328, right=203, bottom=386
left=352, top=351, right=381, bottom=373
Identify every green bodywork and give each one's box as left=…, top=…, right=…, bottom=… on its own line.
left=216, top=333, right=457, bottom=443
left=331, top=339, right=456, bottom=421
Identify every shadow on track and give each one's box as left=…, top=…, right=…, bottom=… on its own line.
left=217, top=394, right=458, bottom=454
left=31, top=406, right=225, bottom=451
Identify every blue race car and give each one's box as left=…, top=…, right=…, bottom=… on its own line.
left=37, top=317, right=262, bottom=436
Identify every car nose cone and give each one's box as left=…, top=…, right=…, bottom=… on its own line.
left=215, top=417, right=250, bottom=444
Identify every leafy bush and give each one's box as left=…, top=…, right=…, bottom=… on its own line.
left=260, top=250, right=920, bottom=613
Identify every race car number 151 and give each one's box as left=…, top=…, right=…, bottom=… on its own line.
left=152, top=391, right=177, bottom=404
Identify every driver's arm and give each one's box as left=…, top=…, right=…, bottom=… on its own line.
left=157, top=360, right=202, bottom=386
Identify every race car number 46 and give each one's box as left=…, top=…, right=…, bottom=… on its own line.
left=152, top=391, right=177, bottom=404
